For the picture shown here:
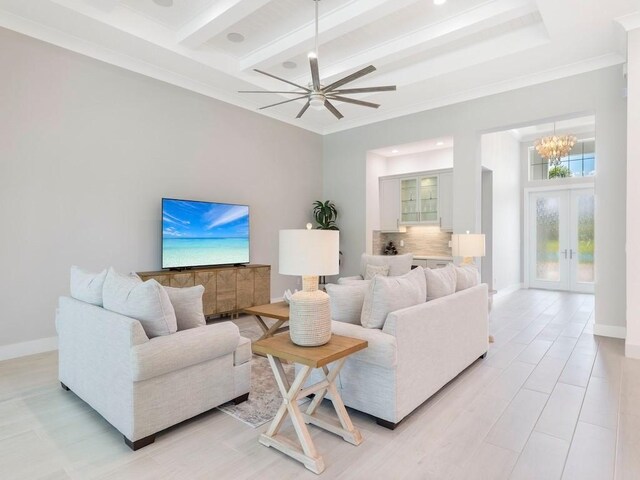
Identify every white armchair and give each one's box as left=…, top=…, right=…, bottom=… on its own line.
left=56, top=296, right=251, bottom=450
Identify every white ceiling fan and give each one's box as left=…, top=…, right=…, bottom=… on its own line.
left=239, top=0, right=396, bottom=120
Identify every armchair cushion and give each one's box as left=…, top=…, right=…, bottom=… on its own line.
left=131, top=321, right=240, bottom=381
left=103, top=268, right=177, bottom=338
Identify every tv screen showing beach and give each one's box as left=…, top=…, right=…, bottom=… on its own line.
left=162, top=199, right=250, bottom=268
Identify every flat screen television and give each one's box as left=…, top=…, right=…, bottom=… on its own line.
left=162, top=198, right=250, bottom=269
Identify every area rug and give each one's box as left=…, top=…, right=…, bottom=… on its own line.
left=217, top=355, right=295, bottom=428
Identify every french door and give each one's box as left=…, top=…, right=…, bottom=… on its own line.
left=528, top=187, right=594, bottom=293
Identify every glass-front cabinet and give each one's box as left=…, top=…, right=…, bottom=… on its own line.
left=401, top=175, right=438, bottom=224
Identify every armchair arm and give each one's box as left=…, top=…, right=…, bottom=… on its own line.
left=131, top=321, right=240, bottom=381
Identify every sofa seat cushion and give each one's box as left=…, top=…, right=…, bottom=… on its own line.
left=359, top=253, right=413, bottom=277
left=131, top=321, right=240, bottom=381
left=331, top=321, right=397, bottom=368
left=361, top=266, right=426, bottom=329
left=103, top=268, right=177, bottom=338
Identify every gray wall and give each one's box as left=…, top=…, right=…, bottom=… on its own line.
left=0, top=28, right=323, bottom=349
left=323, top=66, right=627, bottom=332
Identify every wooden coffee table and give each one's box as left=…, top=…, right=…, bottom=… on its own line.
left=242, top=302, right=289, bottom=344
left=253, top=334, right=368, bottom=474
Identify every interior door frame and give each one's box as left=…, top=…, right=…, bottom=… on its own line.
left=523, top=183, right=594, bottom=291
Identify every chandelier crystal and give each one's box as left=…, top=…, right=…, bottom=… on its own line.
left=534, top=124, right=577, bottom=165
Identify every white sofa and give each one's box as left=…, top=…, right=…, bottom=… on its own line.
left=56, top=296, right=251, bottom=449
left=305, top=283, right=488, bottom=428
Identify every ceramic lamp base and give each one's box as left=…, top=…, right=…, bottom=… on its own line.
left=289, top=276, right=331, bottom=347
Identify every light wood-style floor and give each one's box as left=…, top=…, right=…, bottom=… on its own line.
left=1, top=289, right=639, bottom=479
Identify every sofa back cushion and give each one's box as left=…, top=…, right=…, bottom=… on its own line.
left=359, top=253, right=413, bottom=278
left=454, top=265, right=481, bottom=291
left=164, top=285, right=206, bottom=331
left=424, top=264, right=457, bottom=301
left=70, top=266, right=107, bottom=306
left=103, top=268, right=177, bottom=338
left=361, top=266, right=426, bottom=329
left=325, top=282, right=370, bottom=324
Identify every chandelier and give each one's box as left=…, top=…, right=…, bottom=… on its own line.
left=534, top=123, right=577, bottom=165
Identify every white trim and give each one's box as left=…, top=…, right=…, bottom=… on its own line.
left=593, top=324, right=626, bottom=339
left=0, top=336, right=58, bottom=362
left=625, top=342, right=640, bottom=359
left=494, top=283, right=522, bottom=296
left=615, top=12, right=640, bottom=32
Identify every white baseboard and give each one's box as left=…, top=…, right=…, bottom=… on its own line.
left=495, top=283, right=523, bottom=296
left=626, top=343, right=640, bottom=359
left=593, top=324, right=627, bottom=339
left=0, top=336, right=58, bottom=362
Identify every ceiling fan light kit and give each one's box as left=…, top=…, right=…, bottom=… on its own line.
left=239, top=0, right=396, bottom=120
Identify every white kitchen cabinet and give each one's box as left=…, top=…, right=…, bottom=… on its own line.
left=438, top=172, right=453, bottom=231
left=379, top=177, right=406, bottom=232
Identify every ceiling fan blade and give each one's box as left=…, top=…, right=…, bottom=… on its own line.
left=253, top=69, right=311, bottom=92
left=239, top=90, right=308, bottom=94
left=309, top=55, right=321, bottom=91
left=323, top=65, right=376, bottom=92
left=331, top=86, right=396, bottom=94
left=324, top=100, right=344, bottom=120
left=296, top=101, right=311, bottom=119
left=326, top=95, right=380, bottom=109
left=258, top=95, right=309, bottom=110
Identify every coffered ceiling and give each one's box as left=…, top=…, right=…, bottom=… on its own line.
left=0, top=0, right=638, bottom=134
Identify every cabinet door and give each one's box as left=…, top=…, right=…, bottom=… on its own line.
left=236, top=268, right=255, bottom=310
left=379, top=178, right=402, bottom=231
left=216, top=269, right=237, bottom=313
left=438, top=172, right=453, bottom=231
left=169, top=272, right=194, bottom=288
left=419, top=176, right=438, bottom=223
left=194, top=271, right=216, bottom=316
left=401, top=178, right=419, bottom=223
left=254, top=267, right=271, bottom=305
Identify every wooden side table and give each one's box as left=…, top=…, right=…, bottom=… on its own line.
left=242, top=301, right=289, bottom=343
left=253, top=334, right=368, bottom=474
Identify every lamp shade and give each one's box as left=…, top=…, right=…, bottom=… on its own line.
left=451, top=233, right=486, bottom=257
left=279, top=229, right=339, bottom=276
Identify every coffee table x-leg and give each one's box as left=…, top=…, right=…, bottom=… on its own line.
left=259, top=355, right=363, bottom=474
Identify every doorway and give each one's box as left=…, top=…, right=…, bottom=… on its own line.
left=526, top=187, right=594, bottom=293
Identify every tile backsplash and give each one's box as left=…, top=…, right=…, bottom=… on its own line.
left=373, top=226, right=452, bottom=257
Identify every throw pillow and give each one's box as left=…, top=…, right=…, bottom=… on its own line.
left=359, top=253, right=413, bottom=277
left=102, top=268, right=177, bottom=338
left=69, top=266, right=107, bottom=306
left=364, top=264, right=390, bottom=280
left=164, top=285, right=206, bottom=331
left=424, top=264, right=457, bottom=301
left=325, top=282, right=370, bottom=324
left=360, top=266, right=426, bottom=329
left=454, top=264, right=480, bottom=291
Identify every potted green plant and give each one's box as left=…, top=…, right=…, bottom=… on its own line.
left=313, top=200, right=339, bottom=230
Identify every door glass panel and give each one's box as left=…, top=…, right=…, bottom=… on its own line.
left=577, top=194, right=595, bottom=283
left=420, top=176, right=438, bottom=222
left=536, top=197, right=560, bottom=281
left=401, top=178, right=418, bottom=222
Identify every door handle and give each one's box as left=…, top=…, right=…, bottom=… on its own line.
left=570, top=249, right=574, bottom=260
left=439, top=217, right=442, bottom=228
left=562, top=249, right=568, bottom=259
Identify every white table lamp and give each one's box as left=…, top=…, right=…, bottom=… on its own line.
left=451, top=231, right=485, bottom=265
left=279, top=224, right=339, bottom=346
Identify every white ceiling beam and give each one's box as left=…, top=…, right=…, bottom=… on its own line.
left=176, top=0, right=272, bottom=49
left=294, top=0, right=540, bottom=85
left=239, top=0, right=419, bottom=71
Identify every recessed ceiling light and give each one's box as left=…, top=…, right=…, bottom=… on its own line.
left=433, top=0, right=447, bottom=5
left=226, top=32, right=245, bottom=43
left=436, top=141, right=444, bottom=146
left=282, top=61, right=297, bottom=69
left=153, top=0, right=173, bottom=6
left=391, top=149, right=399, bottom=154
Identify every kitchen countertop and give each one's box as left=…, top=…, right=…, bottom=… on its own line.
left=413, top=255, right=453, bottom=261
